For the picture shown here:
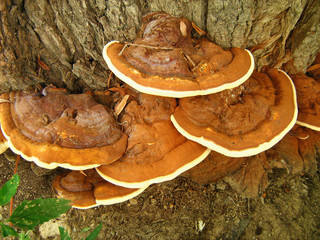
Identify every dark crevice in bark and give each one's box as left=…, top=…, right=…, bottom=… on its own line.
left=203, top=0, right=208, bottom=33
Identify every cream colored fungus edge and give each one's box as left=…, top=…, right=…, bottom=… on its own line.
left=0, top=126, right=101, bottom=170
left=296, top=120, right=320, bottom=132
left=96, top=147, right=211, bottom=189
left=73, top=185, right=149, bottom=209
left=103, top=41, right=255, bottom=98
left=95, top=185, right=149, bottom=206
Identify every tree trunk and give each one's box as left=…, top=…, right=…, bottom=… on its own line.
left=0, top=0, right=319, bottom=93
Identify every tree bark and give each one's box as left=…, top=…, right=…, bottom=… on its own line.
left=0, top=0, right=319, bottom=93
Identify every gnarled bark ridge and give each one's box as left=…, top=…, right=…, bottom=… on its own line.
left=0, top=0, right=319, bottom=93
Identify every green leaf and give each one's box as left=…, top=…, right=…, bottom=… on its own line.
left=59, top=226, right=72, bottom=240
left=80, top=227, right=91, bottom=233
left=18, top=231, right=32, bottom=240
left=0, top=222, right=19, bottom=237
left=85, top=223, right=102, bottom=240
left=0, top=174, right=20, bottom=206
left=8, top=198, right=71, bottom=230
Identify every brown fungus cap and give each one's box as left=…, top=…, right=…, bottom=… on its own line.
left=171, top=68, right=298, bottom=157
left=0, top=89, right=128, bottom=170
left=53, top=170, right=146, bottom=209
left=53, top=171, right=97, bottom=209
left=291, top=73, right=320, bottom=131
left=97, top=94, right=211, bottom=189
left=103, top=12, right=254, bottom=98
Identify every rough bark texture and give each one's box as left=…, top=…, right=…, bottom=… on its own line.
left=0, top=0, right=319, bottom=93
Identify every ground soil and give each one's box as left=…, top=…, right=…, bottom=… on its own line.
left=0, top=150, right=319, bottom=240
left=1, top=65, right=318, bottom=240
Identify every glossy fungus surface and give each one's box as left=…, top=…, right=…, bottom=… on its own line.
left=0, top=89, right=128, bottom=169
left=103, top=12, right=254, bottom=98
left=171, top=68, right=298, bottom=157
left=97, top=94, right=210, bottom=188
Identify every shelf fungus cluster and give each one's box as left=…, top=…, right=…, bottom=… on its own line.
left=0, top=87, right=210, bottom=208
left=2, top=11, right=318, bottom=208
left=103, top=12, right=298, bottom=157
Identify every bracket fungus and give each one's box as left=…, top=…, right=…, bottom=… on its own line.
left=182, top=125, right=320, bottom=197
left=0, top=88, right=128, bottom=170
left=171, top=68, right=298, bottom=157
left=291, top=73, right=320, bottom=131
left=103, top=12, right=254, bottom=98
left=53, top=169, right=147, bottom=209
left=97, top=94, right=211, bottom=188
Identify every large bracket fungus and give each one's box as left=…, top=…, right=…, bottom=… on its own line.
left=291, top=73, right=320, bottom=131
left=171, top=68, right=298, bottom=157
left=0, top=88, right=128, bottom=170
left=97, top=94, right=211, bottom=189
left=103, top=12, right=254, bottom=98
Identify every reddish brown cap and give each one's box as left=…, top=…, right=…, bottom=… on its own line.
left=53, top=170, right=147, bottom=209
left=52, top=171, right=97, bottom=209
left=97, top=94, right=210, bottom=188
left=103, top=12, right=254, bottom=98
left=0, top=90, right=128, bottom=170
left=171, top=68, right=298, bottom=157
left=291, top=73, right=320, bottom=131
